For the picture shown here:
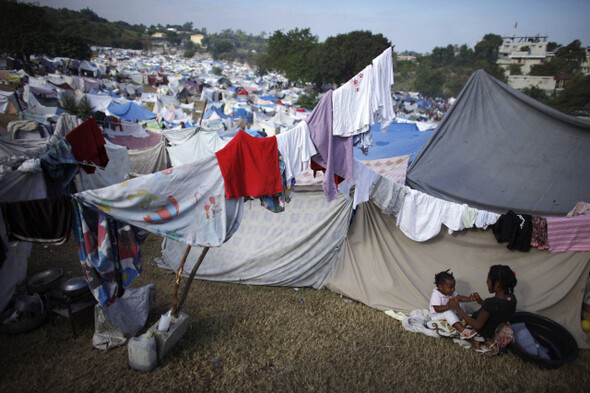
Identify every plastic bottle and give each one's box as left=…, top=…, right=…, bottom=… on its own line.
left=128, top=332, right=158, bottom=372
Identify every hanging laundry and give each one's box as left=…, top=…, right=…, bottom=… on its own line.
left=530, top=215, right=549, bottom=250
left=369, top=176, right=408, bottom=216
left=461, top=204, right=479, bottom=229
left=566, top=202, right=590, bottom=217
left=310, top=161, right=345, bottom=185
left=338, top=159, right=380, bottom=209
left=332, top=64, right=373, bottom=138
left=275, top=121, right=317, bottom=185
left=65, top=116, right=109, bottom=174
left=474, top=210, right=500, bottom=229
left=307, top=90, right=354, bottom=202
left=492, top=210, right=533, bottom=252
left=72, top=200, right=143, bottom=307
left=396, top=188, right=463, bottom=242
left=259, top=153, right=294, bottom=213
left=39, top=138, right=79, bottom=197
left=546, top=214, right=590, bottom=253
left=371, top=47, right=396, bottom=131
left=0, top=195, right=72, bottom=245
left=75, top=153, right=243, bottom=248
left=215, top=130, right=282, bottom=199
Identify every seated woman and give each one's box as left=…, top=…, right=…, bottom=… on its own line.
left=448, top=265, right=517, bottom=352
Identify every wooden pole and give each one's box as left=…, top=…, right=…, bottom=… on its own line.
left=174, top=247, right=210, bottom=317
left=171, top=245, right=192, bottom=317
left=194, top=98, right=207, bottom=133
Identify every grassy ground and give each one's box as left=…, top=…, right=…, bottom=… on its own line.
left=1, top=234, right=589, bottom=393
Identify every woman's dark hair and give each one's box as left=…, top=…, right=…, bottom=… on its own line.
left=434, top=269, right=454, bottom=286
left=489, top=265, right=517, bottom=294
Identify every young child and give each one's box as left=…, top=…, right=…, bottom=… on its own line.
left=448, top=265, right=517, bottom=351
left=429, top=269, right=478, bottom=339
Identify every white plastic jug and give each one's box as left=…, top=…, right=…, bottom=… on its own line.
left=158, top=310, right=172, bottom=332
left=128, top=333, right=158, bottom=372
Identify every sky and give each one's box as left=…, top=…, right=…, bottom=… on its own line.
left=31, top=0, right=590, bottom=53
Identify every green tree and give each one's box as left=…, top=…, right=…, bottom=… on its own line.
left=431, top=45, right=456, bottom=68
left=509, top=63, right=523, bottom=75
left=455, top=44, right=474, bottom=66
left=414, top=67, right=445, bottom=98
left=184, top=41, right=197, bottom=58
left=474, top=33, right=503, bottom=63
left=546, top=75, right=590, bottom=116
left=0, top=0, right=92, bottom=70
left=211, top=39, right=235, bottom=61
left=530, top=40, right=586, bottom=78
left=182, top=22, right=194, bottom=32
left=547, top=42, right=560, bottom=52
left=521, top=85, right=547, bottom=101
left=317, top=31, right=391, bottom=85
left=166, top=31, right=180, bottom=45
left=296, top=91, right=320, bottom=110
left=79, top=7, right=106, bottom=23
left=554, top=40, right=586, bottom=74
left=264, top=28, right=319, bottom=83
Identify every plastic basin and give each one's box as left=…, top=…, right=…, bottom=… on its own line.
left=509, top=311, right=578, bottom=369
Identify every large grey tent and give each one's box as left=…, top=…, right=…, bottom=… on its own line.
left=406, top=69, right=590, bottom=216
left=326, top=70, right=590, bottom=349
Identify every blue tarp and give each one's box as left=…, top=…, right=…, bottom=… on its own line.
left=107, top=101, right=156, bottom=122
left=245, top=129, right=265, bottom=138
left=259, top=95, right=277, bottom=103
left=204, top=105, right=230, bottom=120
left=353, top=122, right=434, bottom=162
left=90, top=88, right=121, bottom=98
left=41, top=58, right=56, bottom=72
left=233, top=108, right=252, bottom=123
left=416, top=99, right=434, bottom=110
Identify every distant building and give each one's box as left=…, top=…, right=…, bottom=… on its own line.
left=397, top=55, right=416, bottom=61
left=497, top=35, right=553, bottom=75
left=506, top=75, right=560, bottom=91
left=496, top=35, right=562, bottom=92
left=190, top=34, right=204, bottom=46
left=497, top=35, right=590, bottom=91
left=582, top=47, right=590, bottom=75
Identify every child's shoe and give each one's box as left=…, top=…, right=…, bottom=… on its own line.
left=460, top=328, right=477, bottom=340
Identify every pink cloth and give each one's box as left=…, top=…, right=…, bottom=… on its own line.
left=546, top=214, right=590, bottom=253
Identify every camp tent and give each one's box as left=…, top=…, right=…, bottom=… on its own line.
left=0, top=90, right=20, bottom=115
left=107, top=101, right=156, bottom=122
left=326, top=69, right=590, bottom=349
left=79, top=60, right=99, bottom=78
left=406, top=69, right=590, bottom=216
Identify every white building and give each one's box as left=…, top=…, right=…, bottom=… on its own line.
left=497, top=35, right=553, bottom=75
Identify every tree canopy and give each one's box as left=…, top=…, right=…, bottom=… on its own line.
left=263, top=29, right=390, bottom=86
left=0, top=0, right=93, bottom=63
left=530, top=39, right=587, bottom=77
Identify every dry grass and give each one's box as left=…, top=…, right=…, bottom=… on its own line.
left=1, top=234, right=589, bottom=393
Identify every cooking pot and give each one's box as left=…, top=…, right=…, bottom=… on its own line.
left=27, top=268, right=63, bottom=293
left=15, top=293, right=44, bottom=315
left=61, top=276, right=90, bottom=297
